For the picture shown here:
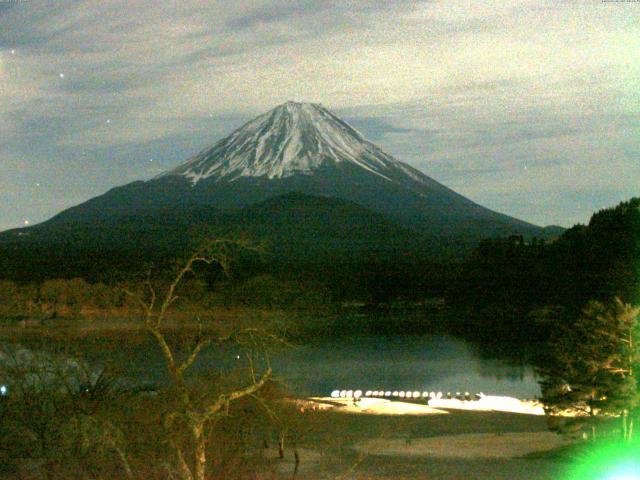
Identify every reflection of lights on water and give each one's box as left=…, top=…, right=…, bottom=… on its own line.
left=0, top=385, right=7, bottom=396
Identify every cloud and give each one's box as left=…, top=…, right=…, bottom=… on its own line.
left=339, top=80, right=640, bottom=227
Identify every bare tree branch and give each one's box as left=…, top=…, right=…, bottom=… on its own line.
left=205, top=367, right=272, bottom=419
left=123, top=237, right=277, bottom=480
left=178, top=337, right=212, bottom=375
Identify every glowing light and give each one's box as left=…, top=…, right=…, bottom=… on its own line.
left=23, top=220, right=29, bottom=225
left=601, top=462, right=640, bottom=480
left=59, top=73, right=64, bottom=78
left=0, top=385, right=7, bottom=395
left=564, top=442, right=640, bottom=480
left=330, top=390, right=340, bottom=398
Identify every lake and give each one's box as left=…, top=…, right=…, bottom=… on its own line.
left=1, top=330, right=540, bottom=399
left=273, top=334, right=539, bottom=398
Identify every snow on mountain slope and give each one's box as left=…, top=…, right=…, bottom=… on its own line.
left=161, top=101, right=425, bottom=185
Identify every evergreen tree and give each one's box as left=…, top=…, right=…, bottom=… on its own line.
left=538, top=297, right=640, bottom=441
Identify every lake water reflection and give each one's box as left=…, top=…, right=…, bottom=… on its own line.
left=273, top=334, right=540, bottom=398
left=3, top=332, right=540, bottom=399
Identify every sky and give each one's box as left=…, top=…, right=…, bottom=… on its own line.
left=0, top=0, right=638, bottom=231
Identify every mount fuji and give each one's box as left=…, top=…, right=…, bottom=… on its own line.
left=0, top=101, right=560, bottom=278
left=162, top=101, right=427, bottom=184
left=43, top=101, right=545, bottom=237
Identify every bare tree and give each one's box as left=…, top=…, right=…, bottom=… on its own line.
left=126, top=239, right=273, bottom=480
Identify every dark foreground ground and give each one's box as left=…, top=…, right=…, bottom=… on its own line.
left=266, top=406, right=571, bottom=479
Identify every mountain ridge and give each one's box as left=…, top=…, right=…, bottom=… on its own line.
left=0, top=192, right=443, bottom=280
left=35, top=101, right=546, bottom=238
left=0, top=101, right=563, bottom=279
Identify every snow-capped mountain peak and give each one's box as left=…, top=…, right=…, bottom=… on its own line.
left=23, top=102, right=544, bottom=243
left=162, top=101, right=409, bottom=184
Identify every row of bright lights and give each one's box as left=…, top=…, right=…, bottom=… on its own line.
left=330, top=390, right=478, bottom=400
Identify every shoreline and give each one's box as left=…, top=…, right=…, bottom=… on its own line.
left=304, top=396, right=546, bottom=416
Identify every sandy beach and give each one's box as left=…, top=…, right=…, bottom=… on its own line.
left=270, top=395, right=573, bottom=479
left=308, top=395, right=546, bottom=416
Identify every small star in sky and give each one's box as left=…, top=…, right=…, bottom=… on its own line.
left=149, top=158, right=153, bottom=162
left=23, top=220, right=29, bottom=226
left=106, top=119, right=111, bottom=124
left=11, top=49, right=15, bottom=55
left=59, top=73, right=65, bottom=79
left=35, top=183, right=41, bottom=187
